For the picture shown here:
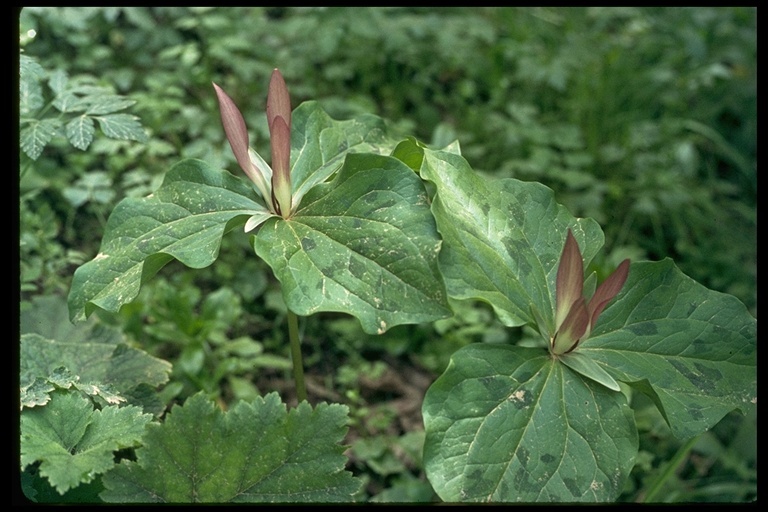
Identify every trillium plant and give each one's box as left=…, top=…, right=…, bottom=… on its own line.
left=60, top=69, right=755, bottom=503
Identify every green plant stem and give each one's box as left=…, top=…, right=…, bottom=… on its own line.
left=287, top=309, right=307, bottom=403
left=640, top=435, right=699, bottom=503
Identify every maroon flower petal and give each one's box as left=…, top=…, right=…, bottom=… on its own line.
left=552, top=297, right=589, bottom=355
left=269, top=115, right=292, bottom=216
left=213, top=83, right=254, bottom=181
left=587, top=258, right=630, bottom=328
left=555, top=229, right=584, bottom=331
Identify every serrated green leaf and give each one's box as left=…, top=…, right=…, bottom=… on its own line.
left=66, top=115, right=95, bottom=150
left=21, top=296, right=171, bottom=394
left=20, top=391, right=152, bottom=494
left=254, top=153, right=450, bottom=334
left=418, top=146, right=602, bottom=328
left=94, top=113, right=147, bottom=143
left=47, top=68, right=69, bottom=96
left=67, top=159, right=266, bottom=321
left=20, top=119, right=61, bottom=160
left=422, top=344, right=637, bottom=502
left=85, top=95, right=137, bottom=115
left=580, top=259, right=757, bottom=439
left=20, top=378, right=56, bottom=409
left=53, top=92, right=89, bottom=113
left=19, top=55, right=46, bottom=115
left=20, top=366, right=125, bottom=410
left=20, top=333, right=170, bottom=399
left=100, top=393, right=361, bottom=503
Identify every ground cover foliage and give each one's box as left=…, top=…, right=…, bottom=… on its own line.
left=19, top=7, right=755, bottom=503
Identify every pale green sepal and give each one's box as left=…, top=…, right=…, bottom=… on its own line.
left=244, top=211, right=274, bottom=233
left=560, top=351, right=621, bottom=392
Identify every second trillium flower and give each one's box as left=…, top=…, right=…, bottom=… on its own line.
left=213, top=69, right=293, bottom=226
left=550, top=229, right=630, bottom=356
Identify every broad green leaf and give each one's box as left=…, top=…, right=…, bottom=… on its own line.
left=100, top=393, right=361, bottom=503
left=22, top=296, right=171, bottom=393
left=68, top=158, right=266, bottom=322
left=418, top=146, right=602, bottom=328
left=254, top=153, right=450, bottom=334
left=66, top=115, right=95, bottom=150
left=20, top=118, right=61, bottom=160
left=290, top=101, right=396, bottom=208
left=68, top=103, right=401, bottom=326
left=422, top=343, right=637, bottom=502
left=94, top=113, right=147, bottom=143
left=20, top=391, right=152, bottom=494
left=579, top=259, right=757, bottom=439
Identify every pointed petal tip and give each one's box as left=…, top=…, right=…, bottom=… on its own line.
left=587, top=258, right=631, bottom=328
left=555, top=228, right=585, bottom=329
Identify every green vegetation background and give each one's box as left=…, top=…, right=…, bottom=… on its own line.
left=19, top=7, right=755, bottom=502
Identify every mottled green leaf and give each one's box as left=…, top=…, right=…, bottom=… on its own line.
left=22, top=296, right=171, bottom=394
left=67, top=159, right=266, bottom=322
left=418, top=145, right=602, bottom=328
left=416, top=144, right=756, bottom=503
left=68, top=104, right=442, bottom=335
left=422, top=344, right=637, bottom=502
left=254, top=153, right=450, bottom=334
left=289, top=101, right=395, bottom=208
left=580, top=259, right=757, bottom=439
left=100, top=393, right=361, bottom=503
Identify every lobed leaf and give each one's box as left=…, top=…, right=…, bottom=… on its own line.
left=20, top=391, right=152, bottom=494
left=100, top=393, right=361, bottom=503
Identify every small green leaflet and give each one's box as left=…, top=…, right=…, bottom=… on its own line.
left=20, top=391, right=152, bottom=494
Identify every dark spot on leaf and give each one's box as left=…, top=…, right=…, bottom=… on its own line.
left=540, top=453, right=555, bottom=464
left=686, top=302, right=698, bottom=316
left=363, top=191, right=379, bottom=204
left=669, top=359, right=717, bottom=393
left=301, top=237, right=316, bottom=251
left=349, top=257, right=367, bottom=280
left=688, top=406, right=704, bottom=420
left=691, top=338, right=709, bottom=353
left=517, top=446, right=530, bottom=468
left=693, top=362, right=722, bottom=382
left=514, top=467, right=538, bottom=493
left=563, top=477, right=582, bottom=497
left=627, top=322, right=657, bottom=336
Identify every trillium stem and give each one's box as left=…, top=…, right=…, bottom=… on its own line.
left=286, top=308, right=307, bottom=403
